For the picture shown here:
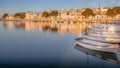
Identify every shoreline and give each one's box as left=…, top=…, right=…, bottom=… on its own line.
left=1, top=19, right=119, bottom=23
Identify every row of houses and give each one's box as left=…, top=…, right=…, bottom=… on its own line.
left=25, top=8, right=108, bottom=21
left=5, top=8, right=120, bottom=21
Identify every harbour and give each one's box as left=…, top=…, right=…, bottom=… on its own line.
left=0, top=21, right=120, bottom=68
left=0, top=0, right=120, bottom=68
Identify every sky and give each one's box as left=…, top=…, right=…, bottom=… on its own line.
left=0, top=0, right=120, bottom=17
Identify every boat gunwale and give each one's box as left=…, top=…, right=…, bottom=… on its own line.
left=83, top=34, right=120, bottom=43
left=76, top=38, right=116, bottom=47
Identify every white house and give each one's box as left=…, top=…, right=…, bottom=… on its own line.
left=25, top=11, right=36, bottom=20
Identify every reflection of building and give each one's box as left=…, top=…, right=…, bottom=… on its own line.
left=3, top=21, right=92, bottom=35
left=25, top=22, right=32, bottom=31
left=3, top=21, right=14, bottom=28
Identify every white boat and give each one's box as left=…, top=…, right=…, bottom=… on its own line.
left=75, top=38, right=119, bottom=53
left=83, top=34, right=120, bottom=44
left=75, top=22, right=120, bottom=54
left=111, top=20, right=120, bottom=23
left=87, top=23, right=120, bottom=43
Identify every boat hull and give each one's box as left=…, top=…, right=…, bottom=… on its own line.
left=76, top=39, right=118, bottom=53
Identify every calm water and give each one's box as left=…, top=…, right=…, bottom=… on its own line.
left=0, top=21, right=120, bottom=68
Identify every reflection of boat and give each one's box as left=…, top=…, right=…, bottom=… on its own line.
left=74, top=44, right=120, bottom=64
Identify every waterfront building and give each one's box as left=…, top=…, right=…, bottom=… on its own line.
left=2, top=7, right=120, bottom=22
left=57, top=9, right=69, bottom=20
left=25, top=11, right=37, bottom=20
left=6, top=14, right=14, bottom=20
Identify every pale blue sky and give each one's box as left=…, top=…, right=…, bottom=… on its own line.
left=0, top=0, right=120, bottom=17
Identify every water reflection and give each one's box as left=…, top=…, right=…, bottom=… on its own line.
left=74, top=44, right=119, bottom=64
left=1, top=21, right=120, bottom=68
left=2, top=21, right=93, bottom=35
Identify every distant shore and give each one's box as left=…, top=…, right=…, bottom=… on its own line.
left=1, top=19, right=118, bottom=24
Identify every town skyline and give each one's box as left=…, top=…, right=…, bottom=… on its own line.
left=0, top=0, right=120, bottom=17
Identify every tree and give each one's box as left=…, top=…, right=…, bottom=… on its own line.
left=2, top=13, right=9, bottom=19
left=14, top=12, right=25, bottom=19
left=106, top=6, right=120, bottom=18
left=49, top=11, right=58, bottom=16
left=42, top=11, right=49, bottom=17
left=106, top=9, right=115, bottom=17
left=67, top=12, right=69, bottom=15
left=81, top=8, right=95, bottom=18
left=112, top=6, right=120, bottom=15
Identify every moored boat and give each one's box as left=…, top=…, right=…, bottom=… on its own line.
left=75, top=38, right=119, bottom=53
left=75, top=22, right=120, bottom=53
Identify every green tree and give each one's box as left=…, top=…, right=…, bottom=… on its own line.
left=106, top=6, right=120, bottom=18
left=106, top=9, right=115, bottom=17
left=112, top=6, right=120, bottom=15
left=14, top=12, right=25, bottom=19
left=81, top=8, right=95, bottom=18
left=2, top=13, right=9, bottom=19
left=42, top=11, right=49, bottom=17
left=49, top=11, right=58, bottom=16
